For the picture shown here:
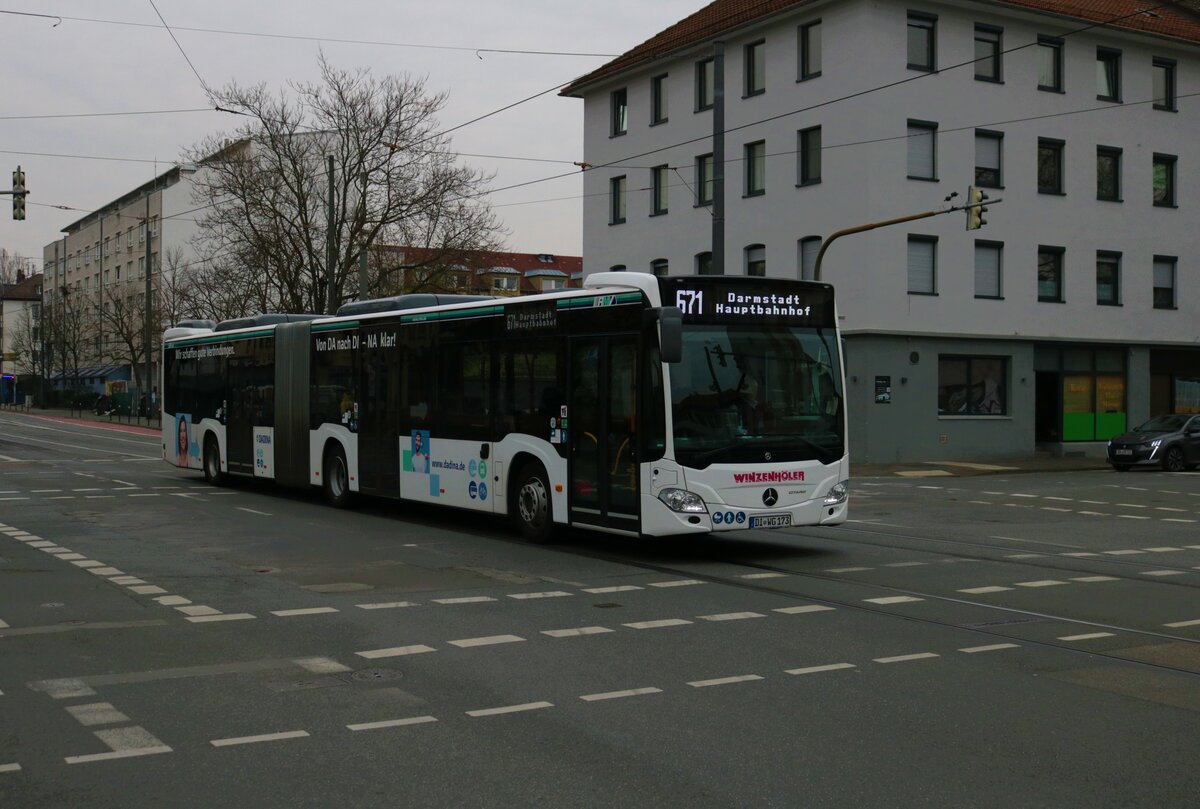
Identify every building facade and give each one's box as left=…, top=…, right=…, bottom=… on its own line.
left=0, top=273, right=43, bottom=379
left=564, top=0, right=1200, bottom=461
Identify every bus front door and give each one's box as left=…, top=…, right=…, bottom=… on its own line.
left=569, top=336, right=639, bottom=534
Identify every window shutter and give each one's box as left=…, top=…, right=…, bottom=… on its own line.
left=974, top=244, right=1000, bottom=297
left=975, top=135, right=1000, bottom=171
left=907, top=126, right=934, bottom=177
left=907, top=239, right=935, bottom=293
left=1153, top=258, right=1173, bottom=288
left=800, top=238, right=820, bottom=280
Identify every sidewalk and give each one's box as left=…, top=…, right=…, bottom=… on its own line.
left=23, top=407, right=161, bottom=436
left=850, top=456, right=1110, bottom=478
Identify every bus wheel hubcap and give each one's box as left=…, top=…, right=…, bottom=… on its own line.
left=519, top=478, right=546, bottom=526
left=331, top=459, right=346, bottom=495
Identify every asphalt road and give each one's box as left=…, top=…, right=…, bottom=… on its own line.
left=1, top=411, right=1199, bottom=808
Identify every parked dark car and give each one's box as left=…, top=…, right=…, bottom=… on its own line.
left=1107, top=414, right=1200, bottom=472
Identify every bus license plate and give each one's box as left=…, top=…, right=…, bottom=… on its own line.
left=751, top=514, right=791, bottom=529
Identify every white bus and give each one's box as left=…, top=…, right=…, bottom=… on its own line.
left=162, top=272, right=847, bottom=540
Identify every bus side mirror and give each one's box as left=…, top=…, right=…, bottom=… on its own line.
left=659, top=307, right=683, bottom=363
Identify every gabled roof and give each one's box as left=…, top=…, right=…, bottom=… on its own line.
left=561, top=0, right=1200, bottom=95
left=1, top=274, right=43, bottom=301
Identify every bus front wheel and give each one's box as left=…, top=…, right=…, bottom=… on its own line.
left=323, top=445, right=352, bottom=508
left=203, top=435, right=225, bottom=486
left=514, top=464, right=554, bottom=544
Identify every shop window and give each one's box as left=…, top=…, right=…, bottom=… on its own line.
left=938, top=356, right=1008, bottom=415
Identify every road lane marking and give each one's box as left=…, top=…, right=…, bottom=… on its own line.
left=874, top=653, right=939, bottom=664
left=431, top=596, right=496, bottom=604
left=582, top=585, right=642, bottom=594
left=1104, top=550, right=1146, bottom=555
left=542, top=626, right=614, bottom=638
left=128, top=585, right=168, bottom=595
left=1070, top=576, right=1120, bottom=582
left=785, top=663, right=856, bottom=675
left=1059, top=632, right=1115, bottom=641
left=958, top=586, right=1013, bottom=594
left=236, top=507, right=272, bottom=516
left=37, top=678, right=97, bottom=699
left=295, top=657, right=352, bottom=674
left=177, top=606, right=222, bottom=617
left=864, top=596, right=924, bottom=604
left=270, top=607, right=339, bottom=617
left=1164, top=519, right=1198, bottom=523
left=623, top=619, right=692, bottom=629
left=211, top=730, right=309, bottom=747
left=88, top=567, right=123, bottom=576
left=154, top=596, right=191, bottom=606
left=185, top=613, right=256, bottom=623
left=1005, top=553, right=1043, bottom=559
left=884, top=561, right=927, bottom=567
left=1140, top=570, right=1187, bottom=577
left=467, top=702, right=553, bottom=717
left=959, top=643, right=1020, bottom=653
left=825, top=567, right=871, bottom=573
left=738, top=572, right=788, bottom=579
left=1118, top=515, right=1151, bottom=520
left=697, top=612, right=765, bottom=621
left=356, top=645, right=436, bottom=660
left=648, top=579, right=704, bottom=588
left=1164, top=619, right=1200, bottom=628
left=66, top=727, right=172, bottom=764
left=773, top=605, right=836, bottom=614
left=65, top=703, right=131, bottom=727
left=0, top=619, right=7, bottom=629
left=1013, top=580, right=1068, bottom=588
left=1061, top=552, right=1100, bottom=557
left=687, top=675, right=763, bottom=688
left=508, top=591, right=572, bottom=600
left=448, top=635, right=525, bottom=648
left=580, top=687, right=661, bottom=702
left=0, top=763, right=21, bottom=773
left=347, top=716, right=437, bottom=731
left=355, top=601, right=417, bottom=610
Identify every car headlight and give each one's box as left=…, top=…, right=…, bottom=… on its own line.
left=824, top=480, right=849, bottom=505
left=658, top=488, right=707, bottom=513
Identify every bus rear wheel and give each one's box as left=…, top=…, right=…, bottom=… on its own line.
left=514, top=464, right=554, bottom=544
left=203, top=435, right=225, bottom=485
left=323, top=445, right=352, bottom=508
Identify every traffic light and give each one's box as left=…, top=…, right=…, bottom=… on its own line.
left=965, top=185, right=988, bottom=230
left=12, top=166, right=26, bottom=221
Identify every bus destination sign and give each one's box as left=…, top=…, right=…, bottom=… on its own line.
left=661, top=278, right=835, bottom=327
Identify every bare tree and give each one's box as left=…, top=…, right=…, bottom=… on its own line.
left=188, top=55, right=505, bottom=315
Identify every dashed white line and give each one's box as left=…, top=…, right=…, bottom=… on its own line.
left=1059, top=632, right=1115, bottom=642
left=687, top=674, right=763, bottom=688
left=211, top=730, right=309, bottom=748
left=863, top=596, right=924, bottom=604
left=785, top=663, right=856, bottom=675
left=1164, top=519, right=1198, bottom=524
left=1070, top=576, right=1120, bottom=583
left=581, top=585, right=642, bottom=594
left=738, top=572, right=789, bottom=580
left=874, top=652, right=939, bottom=664
left=647, top=579, right=704, bottom=588
left=65, top=703, right=131, bottom=727
left=432, top=596, right=496, bottom=605
left=347, top=716, right=437, bottom=732
left=38, top=678, right=97, bottom=699
left=270, top=607, right=339, bottom=617
left=1164, top=619, right=1200, bottom=628
left=295, top=657, right=352, bottom=674
left=507, top=591, right=572, bottom=600
left=1013, top=580, right=1068, bottom=588
left=1004, top=553, right=1044, bottom=559
left=959, top=643, right=1020, bottom=654
left=884, top=561, right=928, bottom=568
left=623, top=619, right=692, bottom=630
left=176, top=606, right=222, bottom=617
left=185, top=613, right=256, bottom=624
left=88, top=567, right=123, bottom=576
left=541, top=626, right=615, bottom=638
left=448, top=634, right=525, bottom=648
left=580, top=687, right=662, bottom=702
left=0, top=763, right=21, bottom=773
left=128, top=585, right=168, bottom=595
left=1104, top=550, right=1146, bottom=556
left=958, top=586, right=1013, bottom=594
left=356, top=645, right=436, bottom=660
left=773, top=605, right=836, bottom=614
left=65, top=727, right=172, bottom=764
left=355, top=601, right=417, bottom=610
left=154, top=596, right=191, bottom=606
left=236, top=507, right=272, bottom=516
left=467, top=702, right=553, bottom=717
left=825, top=567, right=871, bottom=573
left=1140, top=570, right=1187, bottom=577
left=697, top=612, right=765, bottom=622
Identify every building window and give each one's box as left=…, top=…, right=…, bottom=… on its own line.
left=975, top=130, right=1002, bottom=187
left=745, top=140, right=765, bottom=196
left=611, top=88, right=628, bottom=136
left=651, top=165, right=669, bottom=215
left=1153, top=153, right=1176, bottom=206
left=974, top=241, right=1002, bottom=298
left=1153, top=255, right=1177, bottom=309
left=907, top=235, right=937, bottom=294
left=798, top=20, right=821, bottom=80
left=907, top=120, right=937, bottom=181
left=650, top=259, right=669, bottom=277
left=1096, top=251, right=1121, bottom=305
left=651, top=74, right=668, bottom=124
left=799, top=237, right=821, bottom=281
left=1038, top=246, right=1064, bottom=302
left=696, top=58, right=714, bottom=111
left=1037, top=139, right=1064, bottom=194
left=907, top=12, right=936, bottom=71
left=493, top=276, right=517, bottom=291
left=1037, top=37, right=1064, bottom=91
left=745, top=40, right=765, bottom=96
left=610, top=265, right=627, bottom=272
left=1096, top=47, right=1121, bottom=101
left=798, top=126, right=821, bottom=185
left=1096, top=147, right=1121, bottom=201
left=609, top=176, right=626, bottom=224
left=696, top=252, right=715, bottom=275
left=974, top=25, right=1002, bottom=82
left=696, top=153, right=714, bottom=205
left=1153, top=58, right=1176, bottom=111
left=938, top=356, right=1008, bottom=415
left=745, top=244, right=766, bottom=277
left=542, top=278, right=565, bottom=290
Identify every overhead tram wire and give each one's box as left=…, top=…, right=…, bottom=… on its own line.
left=459, top=1, right=1176, bottom=202
left=146, top=0, right=214, bottom=101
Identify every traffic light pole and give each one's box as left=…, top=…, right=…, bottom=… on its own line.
left=812, top=196, right=1002, bottom=283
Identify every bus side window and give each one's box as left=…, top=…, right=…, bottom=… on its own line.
left=498, top=342, right=563, bottom=444
left=437, top=340, right=491, bottom=440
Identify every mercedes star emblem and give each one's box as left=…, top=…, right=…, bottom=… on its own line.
left=762, top=488, right=778, bottom=507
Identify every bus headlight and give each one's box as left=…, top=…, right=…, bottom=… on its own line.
left=823, top=481, right=849, bottom=506
left=658, top=488, right=707, bottom=513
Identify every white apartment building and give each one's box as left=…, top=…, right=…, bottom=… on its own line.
left=564, top=0, right=1200, bottom=462
left=41, top=163, right=201, bottom=388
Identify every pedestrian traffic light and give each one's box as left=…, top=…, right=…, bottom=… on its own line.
left=12, top=166, right=26, bottom=221
left=965, top=185, right=988, bottom=231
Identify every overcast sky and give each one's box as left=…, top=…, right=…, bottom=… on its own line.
left=0, top=0, right=703, bottom=269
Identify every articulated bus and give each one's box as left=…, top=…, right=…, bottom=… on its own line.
left=162, top=272, right=847, bottom=540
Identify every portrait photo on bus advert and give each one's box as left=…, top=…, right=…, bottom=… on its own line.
left=411, top=429, right=430, bottom=474
left=176, top=413, right=193, bottom=467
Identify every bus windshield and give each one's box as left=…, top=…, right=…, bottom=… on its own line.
left=670, top=324, right=843, bottom=468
